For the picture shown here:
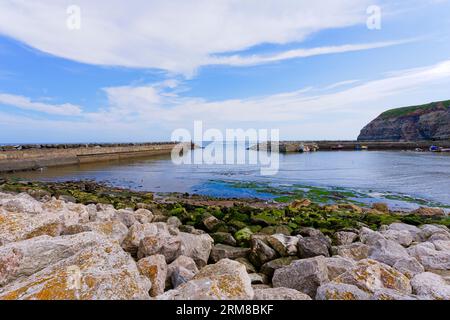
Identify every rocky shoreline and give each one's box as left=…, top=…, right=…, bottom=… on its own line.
left=0, top=180, right=449, bottom=300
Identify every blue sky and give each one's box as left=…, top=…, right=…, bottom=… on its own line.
left=1, top=0, right=450, bottom=143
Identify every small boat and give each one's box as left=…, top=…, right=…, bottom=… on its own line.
left=414, top=148, right=424, bottom=152
left=429, top=145, right=441, bottom=152
left=440, top=148, right=450, bottom=153
left=331, top=144, right=344, bottom=150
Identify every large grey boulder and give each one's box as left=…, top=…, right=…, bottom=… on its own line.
left=0, top=232, right=151, bottom=300
left=272, top=256, right=329, bottom=297
left=157, top=259, right=253, bottom=300
left=334, top=242, right=369, bottom=261
left=166, top=255, right=199, bottom=288
left=1, top=193, right=43, bottom=214
left=359, top=227, right=385, bottom=246
left=411, top=272, right=450, bottom=300
left=418, top=224, right=450, bottom=241
left=316, top=282, right=370, bottom=300
left=368, top=239, right=409, bottom=266
left=137, top=254, right=167, bottom=297
left=386, top=223, right=421, bottom=242
left=407, top=242, right=450, bottom=271
left=248, top=239, right=278, bottom=267
left=178, top=232, right=213, bottom=268
left=335, top=259, right=412, bottom=294
left=381, top=229, right=413, bottom=247
left=297, top=236, right=330, bottom=258
left=371, top=288, right=419, bottom=300
left=334, top=231, right=358, bottom=246
left=254, top=288, right=311, bottom=300
left=325, top=256, right=356, bottom=280
left=392, top=257, right=425, bottom=279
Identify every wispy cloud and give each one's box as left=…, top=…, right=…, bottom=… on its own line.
left=0, top=93, right=82, bottom=116
left=207, top=40, right=415, bottom=66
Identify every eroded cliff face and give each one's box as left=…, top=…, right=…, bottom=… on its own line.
left=358, top=100, right=450, bottom=141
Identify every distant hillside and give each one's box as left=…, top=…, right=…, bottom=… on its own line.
left=358, top=100, right=450, bottom=141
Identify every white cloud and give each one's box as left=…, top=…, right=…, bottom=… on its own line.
left=0, top=93, right=82, bottom=116
left=0, top=0, right=378, bottom=75
left=207, top=40, right=413, bottom=66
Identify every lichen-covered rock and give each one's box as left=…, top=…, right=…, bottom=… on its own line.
left=334, top=242, right=369, bottom=261
left=85, top=220, right=128, bottom=244
left=114, top=209, right=136, bottom=227
left=267, top=234, right=298, bottom=256
left=334, top=259, right=412, bottom=294
left=334, top=231, right=358, bottom=246
left=316, top=282, right=370, bottom=300
left=407, top=242, right=450, bottom=271
left=121, top=222, right=159, bottom=255
left=137, top=233, right=182, bottom=262
left=210, top=244, right=250, bottom=263
left=325, top=256, right=356, bottom=280
left=392, top=257, right=425, bottom=279
left=202, top=215, right=222, bottom=232
left=418, top=224, right=450, bottom=241
left=410, top=272, right=450, bottom=300
left=133, top=209, right=154, bottom=224
left=372, top=203, right=389, bottom=213
left=432, top=240, right=450, bottom=251
left=178, top=232, right=213, bottom=268
left=297, top=236, right=330, bottom=258
left=368, top=239, right=409, bottom=266
left=248, top=238, right=278, bottom=267
left=254, top=287, right=311, bottom=300
left=413, top=207, right=445, bottom=217
left=0, top=232, right=151, bottom=300
left=166, top=216, right=182, bottom=228
left=137, top=254, right=167, bottom=297
left=272, top=256, right=329, bottom=297
left=157, top=259, right=253, bottom=300
left=260, top=257, right=298, bottom=278
left=371, top=288, right=419, bottom=300
left=248, top=273, right=268, bottom=285
left=0, top=209, right=62, bottom=245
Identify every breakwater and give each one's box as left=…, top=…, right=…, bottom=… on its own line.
left=251, top=140, right=450, bottom=152
left=0, top=142, right=190, bottom=172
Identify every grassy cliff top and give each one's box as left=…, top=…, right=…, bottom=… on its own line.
left=380, top=100, right=450, bottom=119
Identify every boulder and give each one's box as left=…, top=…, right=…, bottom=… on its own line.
left=338, top=203, right=362, bottom=213
left=202, top=215, right=222, bottom=231
left=260, top=257, right=298, bottom=278
left=359, top=227, right=385, bottom=246
left=419, top=224, right=450, bottom=241
left=267, top=234, right=299, bottom=256
left=392, top=257, right=425, bottom=279
left=386, top=223, right=421, bottom=241
left=138, top=234, right=182, bottom=262
left=158, top=259, right=253, bottom=300
left=372, top=203, right=389, bottom=213
left=316, top=282, right=370, bottom=300
left=432, top=240, right=450, bottom=251
left=334, top=243, right=369, bottom=261
left=411, top=272, right=450, bottom=300
left=85, top=220, right=128, bottom=244
left=334, top=259, right=412, bottom=294
left=137, top=254, right=167, bottom=297
left=166, top=216, right=182, bottom=228
left=234, top=227, right=254, bottom=244
left=178, top=232, right=213, bottom=268
left=210, top=244, right=250, bottom=263
left=381, top=229, right=413, bottom=247
left=413, top=207, right=445, bottom=217
left=114, top=209, right=136, bottom=227
left=272, top=256, right=329, bottom=297
left=210, top=232, right=237, bottom=246
left=133, top=209, right=154, bottom=224
left=1, top=193, right=43, bottom=214
left=371, top=289, right=419, bottom=300
left=290, top=199, right=311, bottom=209
left=0, top=232, right=150, bottom=300
left=166, top=255, right=199, bottom=288
left=254, top=288, right=311, bottom=300
left=0, top=209, right=62, bottom=245
left=248, top=239, right=278, bottom=267
left=297, top=236, right=330, bottom=258
left=368, top=239, right=409, bottom=266
left=325, top=256, right=356, bottom=280
left=407, top=242, right=450, bottom=271
left=121, top=222, right=160, bottom=255
left=171, top=266, right=195, bottom=289
left=334, top=231, right=358, bottom=246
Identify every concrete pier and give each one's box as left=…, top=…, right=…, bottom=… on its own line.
left=0, top=142, right=190, bottom=172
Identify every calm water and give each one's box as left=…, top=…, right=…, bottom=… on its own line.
left=3, top=142, right=450, bottom=209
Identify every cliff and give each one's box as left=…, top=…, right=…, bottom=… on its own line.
left=358, top=100, right=450, bottom=141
